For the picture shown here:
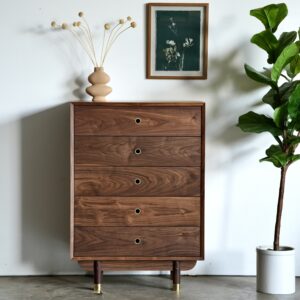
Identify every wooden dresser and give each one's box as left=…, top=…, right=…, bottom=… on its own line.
left=70, top=102, right=205, bottom=294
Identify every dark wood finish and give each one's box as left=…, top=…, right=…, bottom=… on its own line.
left=93, top=261, right=101, bottom=285
left=74, top=227, right=200, bottom=257
left=70, top=102, right=205, bottom=285
left=74, top=106, right=201, bottom=136
left=74, top=167, right=201, bottom=197
left=146, top=3, right=209, bottom=80
left=74, top=136, right=201, bottom=167
left=78, top=260, right=196, bottom=271
left=72, top=102, right=204, bottom=107
left=74, top=197, right=200, bottom=227
left=173, top=261, right=181, bottom=284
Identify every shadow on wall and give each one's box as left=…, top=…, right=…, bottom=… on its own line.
left=21, top=103, right=80, bottom=273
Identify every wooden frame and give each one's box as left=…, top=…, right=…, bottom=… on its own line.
left=146, top=3, right=209, bottom=79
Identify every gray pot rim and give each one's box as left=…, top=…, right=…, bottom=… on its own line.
left=257, top=245, right=295, bottom=256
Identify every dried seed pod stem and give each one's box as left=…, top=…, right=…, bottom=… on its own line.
left=81, top=16, right=98, bottom=66
left=102, top=25, right=132, bottom=65
left=76, top=26, right=98, bottom=66
left=68, top=27, right=96, bottom=66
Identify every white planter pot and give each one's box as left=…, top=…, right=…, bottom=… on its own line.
left=257, top=246, right=295, bottom=294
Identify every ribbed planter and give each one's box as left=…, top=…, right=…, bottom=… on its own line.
left=257, top=246, right=295, bottom=294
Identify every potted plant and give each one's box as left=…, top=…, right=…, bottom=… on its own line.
left=237, top=3, right=300, bottom=295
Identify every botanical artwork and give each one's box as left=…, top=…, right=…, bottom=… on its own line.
left=156, top=11, right=200, bottom=71
left=147, top=3, right=208, bottom=79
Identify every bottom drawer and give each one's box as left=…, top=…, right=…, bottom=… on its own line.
left=74, top=227, right=200, bottom=258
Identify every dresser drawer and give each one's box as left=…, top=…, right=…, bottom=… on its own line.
left=75, top=136, right=201, bottom=166
left=74, top=227, right=200, bottom=257
left=74, top=167, right=201, bottom=197
left=74, top=106, right=201, bottom=136
left=74, top=197, right=200, bottom=226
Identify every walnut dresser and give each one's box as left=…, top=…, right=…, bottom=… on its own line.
left=70, top=102, right=205, bottom=294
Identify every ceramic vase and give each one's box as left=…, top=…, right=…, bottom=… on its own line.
left=86, top=67, right=112, bottom=102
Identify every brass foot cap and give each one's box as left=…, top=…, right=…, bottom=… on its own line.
left=94, top=284, right=102, bottom=294
left=173, top=283, right=180, bottom=293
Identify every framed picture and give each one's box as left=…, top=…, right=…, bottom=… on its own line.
left=146, top=3, right=208, bottom=79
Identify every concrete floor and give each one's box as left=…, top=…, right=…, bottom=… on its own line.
left=0, top=276, right=299, bottom=300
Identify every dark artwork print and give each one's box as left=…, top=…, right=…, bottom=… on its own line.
left=155, top=11, right=201, bottom=71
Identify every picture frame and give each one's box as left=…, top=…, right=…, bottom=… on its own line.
left=146, top=3, right=209, bottom=80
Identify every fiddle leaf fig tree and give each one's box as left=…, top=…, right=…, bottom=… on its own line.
left=237, top=3, right=300, bottom=251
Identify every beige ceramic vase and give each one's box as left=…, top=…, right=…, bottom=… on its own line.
left=86, top=67, right=112, bottom=102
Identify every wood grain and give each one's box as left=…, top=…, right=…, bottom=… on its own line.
left=74, top=136, right=201, bottom=166
left=74, top=227, right=200, bottom=257
left=74, top=106, right=201, bottom=136
left=78, top=260, right=197, bottom=271
left=74, top=197, right=200, bottom=226
left=74, top=166, right=201, bottom=197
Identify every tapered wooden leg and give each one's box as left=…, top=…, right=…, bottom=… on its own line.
left=170, top=270, right=174, bottom=281
left=172, top=261, right=180, bottom=293
left=93, top=261, right=102, bottom=294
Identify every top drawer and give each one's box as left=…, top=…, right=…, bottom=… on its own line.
left=73, top=106, right=201, bottom=136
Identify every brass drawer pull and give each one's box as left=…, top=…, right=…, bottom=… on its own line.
left=135, top=208, right=141, bottom=215
left=134, top=178, right=142, bottom=185
left=134, top=238, right=141, bottom=245
left=135, top=117, right=141, bottom=124
left=134, top=148, right=142, bottom=155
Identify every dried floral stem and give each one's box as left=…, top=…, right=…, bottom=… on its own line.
left=101, top=23, right=121, bottom=66
left=99, top=28, right=106, bottom=67
left=77, top=25, right=98, bottom=66
left=102, top=26, right=131, bottom=65
left=68, top=27, right=96, bottom=66
left=82, top=16, right=98, bottom=66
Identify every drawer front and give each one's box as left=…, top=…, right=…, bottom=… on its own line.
left=74, top=167, right=200, bottom=197
left=74, top=106, right=201, bottom=136
left=74, top=227, right=200, bottom=257
left=75, top=136, right=201, bottom=166
left=74, top=197, right=200, bottom=226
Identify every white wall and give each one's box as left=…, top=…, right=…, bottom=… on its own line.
left=0, top=0, right=299, bottom=276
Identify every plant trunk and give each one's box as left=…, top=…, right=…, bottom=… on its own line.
left=273, top=166, right=288, bottom=251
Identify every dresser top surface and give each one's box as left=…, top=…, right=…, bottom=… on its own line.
left=71, top=101, right=205, bottom=107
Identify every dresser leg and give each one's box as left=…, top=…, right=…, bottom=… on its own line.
left=172, top=261, right=180, bottom=293
left=170, top=270, right=174, bottom=281
left=93, top=261, right=102, bottom=294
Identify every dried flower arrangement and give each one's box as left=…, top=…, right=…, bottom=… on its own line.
left=51, top=12, right=137, bottom=101
left=51, top=12, right=136, bottom=68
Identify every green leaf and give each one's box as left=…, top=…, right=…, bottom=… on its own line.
left=287, top=84, right=300, bottom=130
left=260, top=145, right=288, bottom=167
left=245, top=64, right=277, bottom=88
left=251, top=30, right=278, bottom=63
left=287, top=136, right=300, bottom=146
left=276, top=31, right=297, bottom=58
left=273, top=103, right=288, bottom=128
left=289, top=154, right=300, bottom=164
left=250, top=3, right=288, bottom=32
left=262, top=81, right=300, bottom=108
left=271, top=43, right=299, bottom=81
left=290, top=55, right=300, bottom=76
left=238, top=111, right=282, bottom=136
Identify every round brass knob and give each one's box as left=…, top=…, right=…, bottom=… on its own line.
left=134, top=178, right=142, bottom=185
left=135, top=208, right=141, bottom=215
left=135, top=117, right=141, bottom=124
left=134, top=148, right=142, bottom=155
left=134, top=238, right=141, bottom=245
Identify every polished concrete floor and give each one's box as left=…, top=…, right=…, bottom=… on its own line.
left=0, top=275, right=299, bottom=300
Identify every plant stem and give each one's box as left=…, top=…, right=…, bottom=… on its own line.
left=273, top=166, right=288, bottom=251
left=102, top=25, right=130, bottom=65
left=82, top=16, right=98, bottom=67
